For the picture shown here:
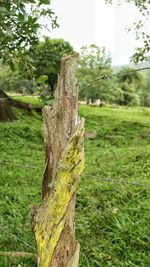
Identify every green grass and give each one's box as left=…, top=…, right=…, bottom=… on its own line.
left=0, top=105, right=150, bottom=266
left=77, top=106, right=150, bottom=266
left=9, top=95, right=42, bottom=106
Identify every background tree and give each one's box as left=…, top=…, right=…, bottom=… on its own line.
left=0, top=0, right=57, bottom=121
left=29, top=38, right=74, bottom=93
left=140, top=70, right=150, bottom=107
left=78, top=44, right=123, bottom=103
left=0, top=63, right=34, bottom=94
left=116, top=67, right=143, bottom=106
left=0, top=0, right=57, bottom=68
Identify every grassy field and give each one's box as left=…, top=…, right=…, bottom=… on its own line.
left=0, top=105, right=150, bottom=266
left=8, top=94, right=42, bottom=106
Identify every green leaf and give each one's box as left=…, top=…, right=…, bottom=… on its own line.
left=36, top=75, right=48, bottom=84
left=0, top=7, right=7, bottom=13
left=39, top=0, right=50, bottom=4
left=18, top=13, right=25, bottom=22
left=6, top=27, right=13, bottom=37
left=9, top=61, right=15, bottom=72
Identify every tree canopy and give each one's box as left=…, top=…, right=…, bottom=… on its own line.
left=0, top=0, right=58, bottom=120
left=78, top=45, right=146, bottom=106
left=140, top=70, right=150, bottom=107
left=0, top=0, right=57, bottom=68
left=29, top=38, right=74, bottom=93
left=116, top=67, right=143, bottom=106
left=78, top=44, right=123, bottom=103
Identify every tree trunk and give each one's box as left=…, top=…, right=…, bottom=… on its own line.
left=0, top=89, right=42, bottom=122
left=0, top=90, right=16, bottom=122
left=31, top=55, right=84, bottom=267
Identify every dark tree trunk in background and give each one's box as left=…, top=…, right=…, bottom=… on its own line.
left=0, top=90, right=16, bottom=122
left=0, top=90, right=42, bottom=122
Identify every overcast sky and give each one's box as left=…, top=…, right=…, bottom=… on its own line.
left=43, top=0, right=149, bottom=66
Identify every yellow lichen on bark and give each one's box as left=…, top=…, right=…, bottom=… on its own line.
left=34, top=120, right=84, bottom=267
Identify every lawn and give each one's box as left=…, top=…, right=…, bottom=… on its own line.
left=8, top=94, right=42, bottom=106
left=0, top=105, right=150, bottom=266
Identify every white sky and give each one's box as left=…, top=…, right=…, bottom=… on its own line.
left=43, top=0, right=149, bottom=65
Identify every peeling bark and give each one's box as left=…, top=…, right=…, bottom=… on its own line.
left=42, top=55, right=80, bottom=198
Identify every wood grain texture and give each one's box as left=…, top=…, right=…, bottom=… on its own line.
left=32, top=55, right=84, bottom=267
left=42, top=55, right=80, bottom=199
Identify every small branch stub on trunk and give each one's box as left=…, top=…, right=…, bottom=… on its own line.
left=32, top=54, right=84, bottom=267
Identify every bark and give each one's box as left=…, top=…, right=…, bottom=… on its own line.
left=32, top=55, right=84, bottom=267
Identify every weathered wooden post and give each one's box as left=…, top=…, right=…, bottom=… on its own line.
left=32, top=54, right=84, bottom=267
